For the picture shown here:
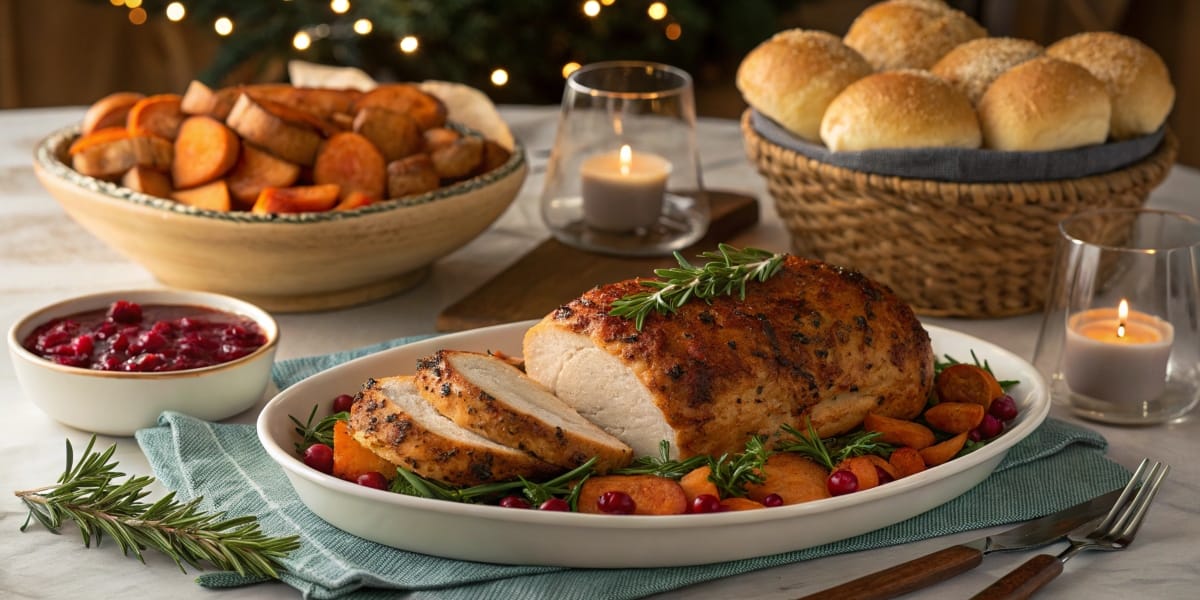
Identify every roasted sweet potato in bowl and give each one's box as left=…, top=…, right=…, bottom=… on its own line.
left=32, top=102, right=526, bottom=312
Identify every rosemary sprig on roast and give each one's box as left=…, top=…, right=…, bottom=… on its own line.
left=706, top=435, right=771, bottom=498
left=15, top=437, right=300, bottom=578
left=609, top=244, right=786, bottom=330
left=391, top=457, right=599, bottom=510
left=613, top=440, right=709, bottom=479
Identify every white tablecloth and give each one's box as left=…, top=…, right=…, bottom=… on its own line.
left=1, top=106, right=1196, bottom=599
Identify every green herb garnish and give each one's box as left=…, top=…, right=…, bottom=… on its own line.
left=935, top=350, right=1020, bottom=390
left=777, top=419, right=893, bottom=470
left=391, top=457, right=599, bottom=510
left=707, top=435, right=771, bottom=498
left=289, top=404, right=348, bottom=454
left=613, top=440, right=709, bottom=479
left=15, top=437, right=300, bottom=578
left=609, top=244, right=786, bottom=330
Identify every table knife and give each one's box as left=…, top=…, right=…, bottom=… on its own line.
left=795, top=488, right=1122, bottom=600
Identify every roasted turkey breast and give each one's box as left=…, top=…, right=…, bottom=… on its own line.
left=523, top=255, right=934, bottom=458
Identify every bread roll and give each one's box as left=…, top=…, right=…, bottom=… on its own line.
left=932, top=37, right=1044, bottom=105
left=1047, top=31, right=1174, bottom=139
left=736, top=29, right=873, bottom=141
left=820, top=70, right=981, bottom=151
left=844, top=0, right=986, bottom=70
left=977, top=56, right=1111, bottom=151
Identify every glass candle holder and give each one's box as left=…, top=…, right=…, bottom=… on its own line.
left=540, top=61, right=709, bottom=256
left=1032, top=208, right=1200, bottom=424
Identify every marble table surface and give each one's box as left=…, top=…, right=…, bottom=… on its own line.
left=1, top=106, right=1196, bottom=600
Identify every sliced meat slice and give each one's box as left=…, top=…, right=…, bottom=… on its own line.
left=414, top=350, right=634, bottom=472
left=349, top=375, right=559, bottom=487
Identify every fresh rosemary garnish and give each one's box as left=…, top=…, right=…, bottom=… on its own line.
left=935, top=351, right=1020, bottom=391
left=706, top=435, right=771, bottom=498
left=289, top=404, right=348, bottom=454
left=613, top=440, right=709, bottom=479
left=777, top=419, right=893, bottom=470
left=609, top=243, right=786, bottom=330
left=15, top=437, right=300, bottom=578
left=391, top=457, right=599, bottom=510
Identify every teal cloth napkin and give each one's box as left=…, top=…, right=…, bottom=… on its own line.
left=135, top=336, right=1132, bottom=600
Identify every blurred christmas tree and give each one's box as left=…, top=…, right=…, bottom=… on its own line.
left=106, top=0, right=790, bottom=104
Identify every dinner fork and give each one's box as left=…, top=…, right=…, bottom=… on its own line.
left=969, top=458, right=1169, bottom=600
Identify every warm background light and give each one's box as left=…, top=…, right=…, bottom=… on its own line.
left=353, top=18, right=373, bottom=35
left=398, top=35, right=419, bottom=53
left=330, top=0, right=350, bottom=15
left=490, top=69, right=509, bottom=86
left=127, top=7, right=146, bottom=25
left=583, top=1, right=600, bottom=18
left=293, top=31, right=312, bottom=50
left=665, top=22, right=681, bottom=40
left=124, top=0, right=143, bottom=8
left=214, top=16, right=233, bottom=36
left=647, top=2, right=668, bottom=20
left=562, top=62, right=581, bottom=78
left=165, top=2, right=185, bottom=21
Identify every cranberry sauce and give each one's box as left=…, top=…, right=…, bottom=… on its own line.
left=23, top=300, right=268, bottom=372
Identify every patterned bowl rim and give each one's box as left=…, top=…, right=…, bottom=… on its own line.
left=34, top=122, right=527, bottom=224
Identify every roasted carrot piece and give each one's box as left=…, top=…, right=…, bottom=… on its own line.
left=71, top=134, right=172, bottom=179
left=919, top=432, right=969, bottom=467
left=935, top=363, right=1003, bottom=411
left=888, top=447, right=927, bottom=478
left=251, top=184, right=341, bottom=214
left=313, top=131, right=387, bottom=200
left=924, top=402, right=986, bottom=434
left=745, top=452, right=831, bottom=505
left=863, top=413, right=936, bottom=450
left=121, top=166, right=172, bottom=198
left=834, top=455, right=881, bottom=491
left=862, top=454, right=899, bottom=482
left=576, top=474, right=688, bottom=515
left=679, top=465, right=719, bottom=504
left=352, top=83, right=447, bottom=130
left=68, top=127, right=131, bottom=156
left=82, top=91, right=144, bottom=135
left=334, top=191, right=378, bottom=211
left=172, top=115, right=240, bottom=189
left=332, top=420, right=395, bottom=483
left=127, top=93, right=184, bottom=140
left=719, top=497, right=766, bottom=511
left=226, top=144, right=301, bottom=207
left=171, top=179, right=231, bottom=212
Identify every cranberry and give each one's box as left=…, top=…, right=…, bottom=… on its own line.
left=107, top=300, right=142, bottom=324
left=973, top=414, right=1004, bottom=440
left=539, top=498, right=571, bottom=511
left=125, top=353, right=165, bottom=371
left=875, top=466, right=895, bottom=485
left=690, top=494, right=722, bottom=514
left=355, top=472, right=388, bottom=489
left=178, top=317, right=207, bottom=331
left=138, top=331, right=167, bottom=352
left=499, top=495, right=531, bottom=509
left=95, top=353, right=122, bottom=371
left=762, top=493, right=785, bottom=507
left=332, top=394, right=355, bottom=413
left=109, top=333, right=131, bottom=352
left=150, top=320, right=174, bottom=336
left=989, top=394, right=1019, bottom=422
left=303, top=443, right=334, bottom=474
left=597, top=490, right=637, bottom=514
left=827, top=470, right=859, bottom=496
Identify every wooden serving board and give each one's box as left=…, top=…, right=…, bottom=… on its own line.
left=436, top=190, right=760, bottom=332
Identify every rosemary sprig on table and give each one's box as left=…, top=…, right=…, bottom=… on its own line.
left=609, top=244, right=786, bottom=330
left=15, top=437, right=300, bottom=578
left=777, top=419, right=892, bottom=470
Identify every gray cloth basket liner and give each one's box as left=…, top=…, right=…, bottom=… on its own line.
left=751, top=109, right=1165, bottom=183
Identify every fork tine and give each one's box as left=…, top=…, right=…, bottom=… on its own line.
left=1113, top=462, right=1169, bottom=542
left=1093, top=458, right=1150, bottom=533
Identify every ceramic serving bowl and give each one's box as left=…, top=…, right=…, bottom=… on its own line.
left=32, top=125, right=527, bottom=312
left=8, top=289, right=278, bottom=436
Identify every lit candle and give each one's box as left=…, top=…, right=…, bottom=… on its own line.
left=579, top=144, right=671, bottom=232
left=1062, top=299, right=1174, bottom=406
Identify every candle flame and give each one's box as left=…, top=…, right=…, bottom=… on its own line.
left=1117, top=299, right=1129, bottom=338
left=618, top=144, right=631, bottom=176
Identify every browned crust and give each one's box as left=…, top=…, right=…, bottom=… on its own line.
left=348, top=375, right=559, bottom=486
left=413, top=350, right=634, bottom=472
left=545, top=255, right=934, bottom=458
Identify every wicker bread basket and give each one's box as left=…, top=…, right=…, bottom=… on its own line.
left=741, top=110, right=1179, bottom=318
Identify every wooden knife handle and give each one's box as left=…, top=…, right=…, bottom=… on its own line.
left=795, top=545, right=984, bottom=600
left=969, top=554, right=1063, bottom=600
